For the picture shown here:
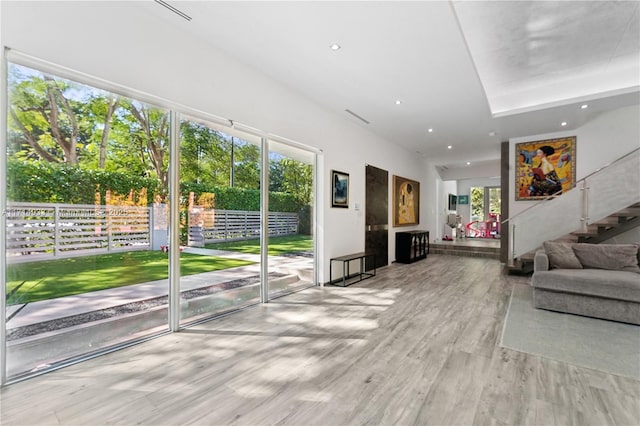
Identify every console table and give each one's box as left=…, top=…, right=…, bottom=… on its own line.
left=329, top=252, right=376, bottom=287
left=395, top=230, right=429, bottom=264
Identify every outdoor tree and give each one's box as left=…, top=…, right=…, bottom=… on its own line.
left=119, top=99, right=170, bottom=195
left=271, top=158, right=312, bottom=205
left=7, top=63, right=312, bottom=208
left=180, top=121, right=233, bottom=187
left=232, top=140, right=261, bottom=189
left=489, top=187, right=501, bottom=215
left=470, top=187, right=484, bottom=221
left=9, top=70, right=89, bottom=164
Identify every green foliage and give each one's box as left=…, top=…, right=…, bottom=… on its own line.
left=470, top=187, right=484, bottom=221
left=7, top=63, right=312, bottom=215
left=179, top=121, right=261, bottom=190
left=180, top=182, right=299, bottom=212
left=470, top=187, right=502, bottom=221
left=8, top=63, right=170, bottom=198
left=489, top=187, right=501, bottom=215
left=7, top=159, right=159, bottom=204
left=270, top=158, right=313, bottom=205
left=180, top=121, right=231, bottom=187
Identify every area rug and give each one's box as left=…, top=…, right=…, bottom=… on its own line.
left=500, top=283, right=640, bottom=380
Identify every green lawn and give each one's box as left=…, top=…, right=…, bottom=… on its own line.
left=205, top=234, right=313, bottom=255
left=6, top=251, right=254, bottom=305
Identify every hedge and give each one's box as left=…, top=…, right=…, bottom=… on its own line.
left=180, top=182, right=299, bottom=212
left=7, top=160, right=159, bottom=205
left=8, top=160, right=302, bottom=213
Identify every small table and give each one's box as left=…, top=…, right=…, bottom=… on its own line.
left=329, top=252, right=376, bottom=287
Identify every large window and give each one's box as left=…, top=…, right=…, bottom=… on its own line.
left=267, top=140, right=315, bottom=298
left=469, top=186, right=501, bottom=238
left=2, top=59, right=318, bottom=383
left=5, top=63, right=171, bottom=380
left=178, top=117, right=263, bottom=324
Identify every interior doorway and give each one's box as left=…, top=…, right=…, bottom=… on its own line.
left=365, top=165, right=389, bottom=269
left=469, top=186, right=501, bottom=238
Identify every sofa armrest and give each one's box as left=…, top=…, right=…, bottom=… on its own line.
left=534, top=250, right=549, bottom=272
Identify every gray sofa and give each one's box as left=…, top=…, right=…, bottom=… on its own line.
left=531, top=242, right=640, bottom=325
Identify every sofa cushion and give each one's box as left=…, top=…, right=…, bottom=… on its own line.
left=572, top=243, right=640, bottom=273
left=531, top=269, right=640, bottom=303
left=543, top=241, right=582, bottom=269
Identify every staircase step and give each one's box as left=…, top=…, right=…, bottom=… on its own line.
left=430, top=242, right=500, bottom=260
left=571, top=231, right=598, bottom=237
left=593, top=217, right=620, bottom=226
left=611, top=207, right=640, bottom=217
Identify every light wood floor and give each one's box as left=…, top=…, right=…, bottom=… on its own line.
left=2, top=255, right=639, bottom=425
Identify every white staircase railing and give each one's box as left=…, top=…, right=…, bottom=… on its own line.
left=504, top=148, right=640, bottom=262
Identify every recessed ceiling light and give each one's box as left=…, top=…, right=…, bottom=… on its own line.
left=466, top=161, right=471, bottom=165
left=329, top=43, right=341, bottom=51
left=489, top=131, right=496, bottom=136
left=581, top=104, right=588, bottom=109
left=447, top=145, right=452, bottom=149
left=561, top=121, right=568, bottom=126
left=428, top=128, right=433, bottom=133
left=395, top=100, right=402, bottom=105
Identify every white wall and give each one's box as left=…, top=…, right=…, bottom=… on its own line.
left=433, top=180, right=458, bottom=240
left=509, top=105, right=640, bottom=220
left=1, top=1, right=436, bottom=282
left=423, top=162, right=441, bottom=243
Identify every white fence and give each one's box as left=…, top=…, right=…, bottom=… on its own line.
left=188, top=209, right=298, bottom=246
left=6, top=203, right=300, bottom=261
left=6, top=202, right=152, bottom=263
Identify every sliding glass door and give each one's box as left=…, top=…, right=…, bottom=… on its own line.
left=178, top=117, right=262, bottom=325
left=469, top=186, right=501, bottom=238
left=267, top=140, right=315, bottom=298
left=2, top=57, right=318, bottom=383
left=5, top=62, right=170, bottom=380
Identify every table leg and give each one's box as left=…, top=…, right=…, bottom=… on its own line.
left=330, top=260, right=333, bottom=285
left=343, top=260, right=346, bottom=287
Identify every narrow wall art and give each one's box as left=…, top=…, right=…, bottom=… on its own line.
left=393, top=175, right=420, bottom=226
left=331, top=170, right=349, bottom=208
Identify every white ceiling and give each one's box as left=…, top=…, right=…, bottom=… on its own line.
left=147, top=1, right=640, bottom=172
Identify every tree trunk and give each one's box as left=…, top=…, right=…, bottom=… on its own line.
left=129, top=104, right=169, bottom=192
left=99, top=97, right=119, bottom=169
left=44, top=76, right=79, bottom=164
left=9, top=107, right=60, bottom=163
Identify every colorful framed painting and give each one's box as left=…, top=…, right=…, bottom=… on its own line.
left=393, top=175, right=420, bottom=226
left=331, top=170, right=349, bottom=208
left=515, top=136, right=576, bottom=201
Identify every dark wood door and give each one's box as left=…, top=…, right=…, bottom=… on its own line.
left=365, top=165, right=388, bottom=269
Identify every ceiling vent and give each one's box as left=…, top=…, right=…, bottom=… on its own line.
left=344, top=109, right=370, bottom=124
left=155, top=0, right=192, bottom=21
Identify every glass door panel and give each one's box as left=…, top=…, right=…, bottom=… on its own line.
left=178, top=117, right=261, bottom=325
left=470, top=187, right=485, bottom=222
left=468, top=186, right=501, bottom=239
left=267, top=140, right=315, bottom=299
left=5, top=63, right=170, bottom=380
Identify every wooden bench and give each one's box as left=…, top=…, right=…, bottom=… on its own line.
left=329, top=252, right=376, bottom=287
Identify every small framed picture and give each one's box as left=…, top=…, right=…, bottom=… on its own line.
left=331, top=170, right=349, bottom=208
